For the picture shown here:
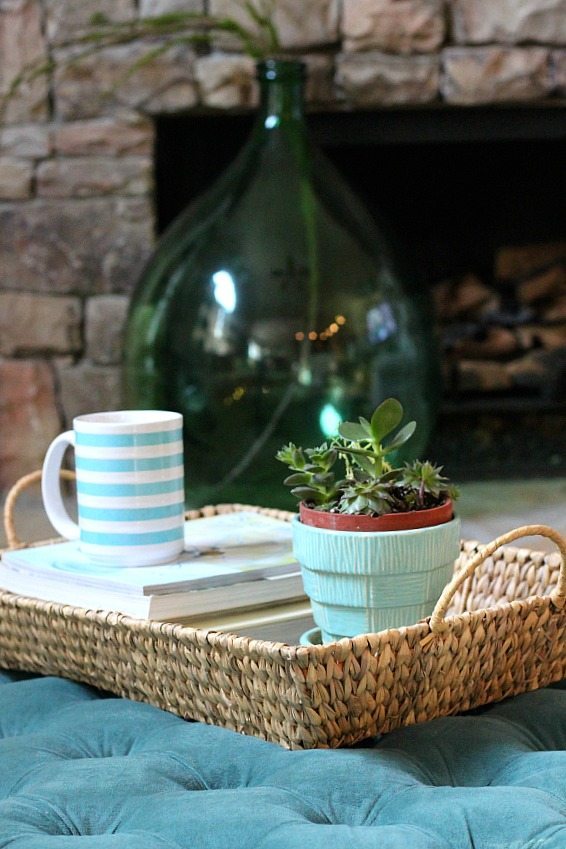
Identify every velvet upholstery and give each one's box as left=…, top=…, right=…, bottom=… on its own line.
left=0, top=670, right=564, bottom=848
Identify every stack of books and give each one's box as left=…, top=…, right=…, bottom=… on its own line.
left=0, top=511, right=315, bottom=642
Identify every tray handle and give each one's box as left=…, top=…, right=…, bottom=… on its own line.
left=429, top=524, right=566, bottom=635
left=3, top=469, right=76, bottom=550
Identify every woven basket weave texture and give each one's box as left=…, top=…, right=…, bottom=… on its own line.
left=1, top=472, right=565, bottom=749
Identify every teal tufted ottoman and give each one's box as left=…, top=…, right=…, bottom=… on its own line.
left=1, top=670, right=564, bottom=848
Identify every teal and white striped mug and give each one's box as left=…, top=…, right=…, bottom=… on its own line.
left=41, top=410, right=185, bottom=566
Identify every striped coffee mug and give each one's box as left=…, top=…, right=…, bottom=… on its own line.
left=41, top=410, right=185, bottom=566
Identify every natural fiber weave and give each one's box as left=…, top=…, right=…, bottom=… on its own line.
left=0, top=473, right=565, bottom=749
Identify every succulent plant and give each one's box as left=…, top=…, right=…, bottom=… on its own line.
left=276, top=398, right=458, bottom=515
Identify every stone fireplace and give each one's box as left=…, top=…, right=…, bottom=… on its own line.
left=0, top=0, right=565, bottom=491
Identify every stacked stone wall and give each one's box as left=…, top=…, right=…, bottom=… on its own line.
left=0, top=0, right=565, bottom=489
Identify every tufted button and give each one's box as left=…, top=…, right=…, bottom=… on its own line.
left=0, top=672, right=564, bottom=848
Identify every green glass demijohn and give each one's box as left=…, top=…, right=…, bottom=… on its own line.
left=124, top=59, right=440, bottom=509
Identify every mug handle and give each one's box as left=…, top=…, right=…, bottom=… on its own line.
left=41, top=431, right=80, bottom=540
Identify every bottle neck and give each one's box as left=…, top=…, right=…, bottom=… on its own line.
left=256, top=60, right=306, bottom=132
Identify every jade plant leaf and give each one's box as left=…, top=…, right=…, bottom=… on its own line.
left=384, top=420, right=417, bottom=452
left=370, top=397, right=403, bottom=443
left=338, top=421, right=368, bottom=442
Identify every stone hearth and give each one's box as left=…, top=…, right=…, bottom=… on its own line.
left=0, top=0, right=565, bottom=491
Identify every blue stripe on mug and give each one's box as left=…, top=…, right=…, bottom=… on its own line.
left=75, top=428, right=183, bottom=447
left=76, top=478, right=184, bottom=497
left=75, top=453, right=184, bottom=473
left=80, top=527, right=185, bottom=546
left=78, top=502, right=185, bottom=522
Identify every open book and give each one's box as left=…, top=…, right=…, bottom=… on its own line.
left=0, top=511, right=306, bottom=619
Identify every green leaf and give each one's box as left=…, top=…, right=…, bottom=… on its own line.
left=370, top=398, right=403, bottom=443
left=338, top=421, right=368, bottom=441
left=342, top=496, right=366, bottom=514
left=283, top=472, right=310, bottom=486
left=384, top=421, right=417, bottom=453
left=303, top=463, right=324, bottom=473
left=143, top=12, right=199, bottom=28
left=305, top=444, right=337, bottom=472
left=311, top=472, right=334, bottom=486
left=358, top=417, right=373, bottom=437
left=367, top=496, right=390, bottom=514
left=355, top=454, right=380, bottom=476
left=275, top=444, right=305, bottom=469
left=290, top=486, right=328, bottom=505
left=107, top=42, right=172, bottom=91
left=242, top=0, right=280, bottom=53
left=323, top=448, right=338, bottom=468
left=379, top=467, right=403, bottom=483
left=338, top=446, right=374, bottom=457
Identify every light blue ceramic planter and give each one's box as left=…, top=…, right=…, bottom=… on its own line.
left=292, top=515, right=461, bottom=643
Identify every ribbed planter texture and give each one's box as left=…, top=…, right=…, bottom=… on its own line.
left=292, top=506, right=461, bottom=642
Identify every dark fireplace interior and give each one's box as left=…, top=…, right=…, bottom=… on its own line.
left=155, top=106, right=566, bottom=480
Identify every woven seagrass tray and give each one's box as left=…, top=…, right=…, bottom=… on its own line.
left=1, top=471, right=565, bottom=750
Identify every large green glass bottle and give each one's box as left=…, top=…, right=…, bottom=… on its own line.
left=124, top=59, right=439, bottom=508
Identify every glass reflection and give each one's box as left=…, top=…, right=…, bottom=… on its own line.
left=212, top=270, right=237, bottom=313
left=319, top=403, right=342, bottom=438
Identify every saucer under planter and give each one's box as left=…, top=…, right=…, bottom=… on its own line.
left=292, top=501, right=461, bottom=643
left=299, top=626, right=322, bottom=646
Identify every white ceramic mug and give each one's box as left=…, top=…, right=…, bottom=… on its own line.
left=42, top=410, right=185, bottom=566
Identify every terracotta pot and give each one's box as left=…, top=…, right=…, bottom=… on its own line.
left=299, top=498, right=454, bottom=532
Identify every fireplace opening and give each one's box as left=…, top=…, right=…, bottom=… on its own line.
left=155, top=106, right=566, bottom=480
